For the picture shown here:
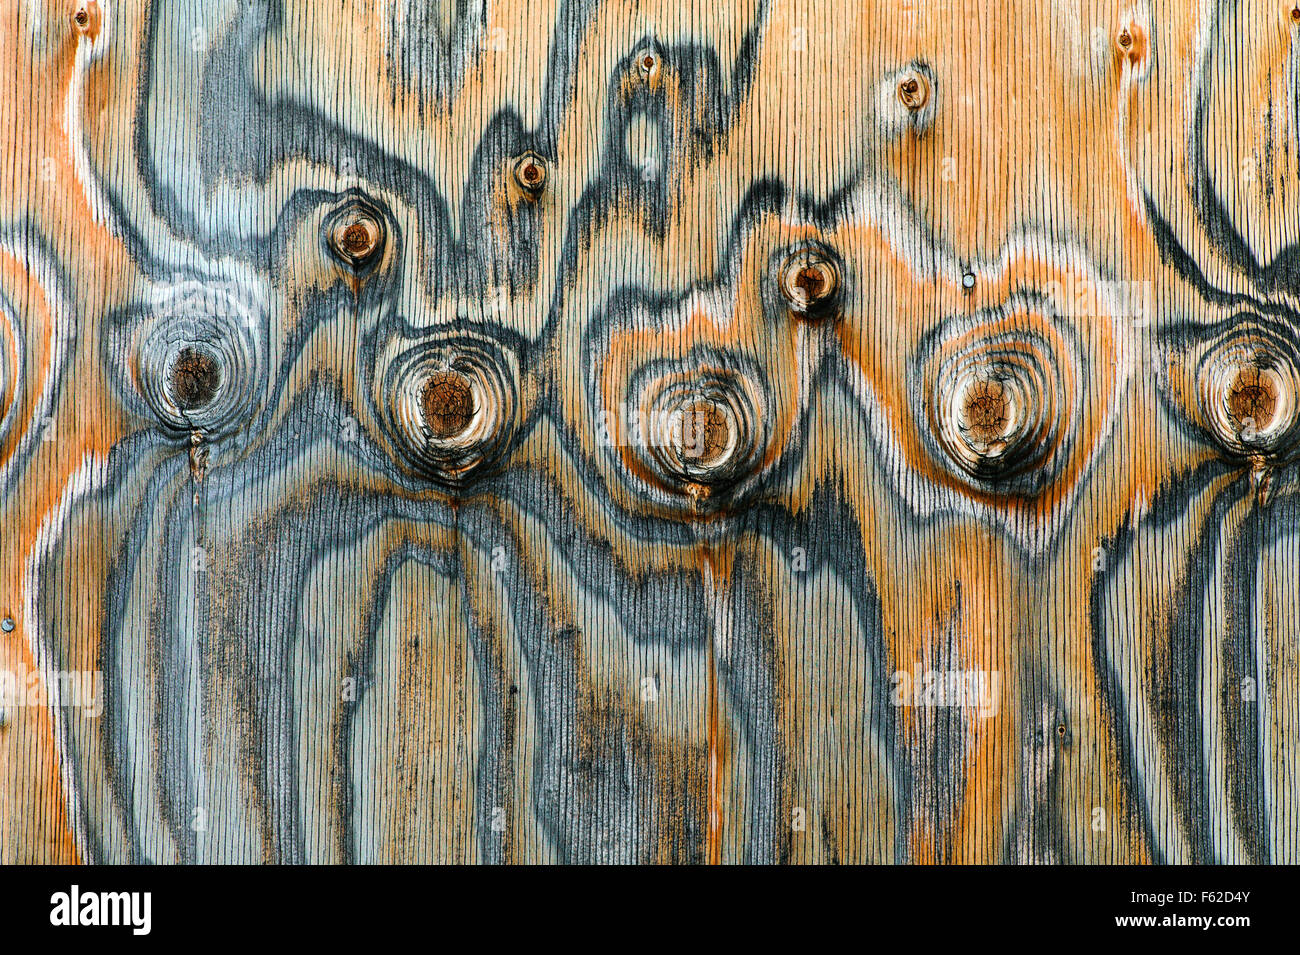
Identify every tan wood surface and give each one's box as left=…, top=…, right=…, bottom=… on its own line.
left=1, top=0, right=1298, bottom=863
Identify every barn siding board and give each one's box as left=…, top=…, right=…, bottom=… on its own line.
left=0, top=0, right=1297, bottom=864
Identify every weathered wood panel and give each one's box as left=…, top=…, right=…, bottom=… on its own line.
left=1, top=0, right=1298, bottom=863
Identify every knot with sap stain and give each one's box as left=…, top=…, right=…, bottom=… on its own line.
left=1193, top=325, right=1300, bottom=462
left=130, top=280, right=266, bottom=440
left=623, top=365, right=770, bottom=506
left=918, top=306, right=1074, bottom=490
left=876, top=61, right=936, bottom=136
left=1115, top=17, right=1151, bottom=78
left=71, top=2, right=102, bottom=41
left=324, top=197, right=388, bottom=274
left=512, top=152, right=548, bottom=199
left=373, top=332, right=520, bottom=486
left=778, top=243, right=842, bottom=319
left=634, top=47, right=662, bottom=84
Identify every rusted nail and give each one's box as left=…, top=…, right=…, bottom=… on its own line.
left=897, top=73, right=930, bottom=111
left=169, top=346, right=221, bottom=411
left=1291, top=5, right=1300, bottom=23
left=1118, top=29, right=1132, bottom=49
left=780, top=247, right=842, bottom=318
left=512, top=153, right=547, bottom=197
left=327, top=203, right=385, bottom=269
left=420, top=371, right=476, bottom=439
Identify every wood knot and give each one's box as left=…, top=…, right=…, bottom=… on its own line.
left=675, top=401, right=731, bottom=468
left=1292, top=4, right=1300, bottom=23
left=897, top=73, right=930, bottom=111
left=420, top=371, right=476, bottom=439
left=779, top=246, right=842, bottom=318
left=960, top=379, right=1010, bottom=446
left=327, top=201, right=385, bottom=270
left=169, top=347, right=222, bottom=411
left=71, top=2, right=100, bottom=40
left=1227, top=365, right=1279, bottom=434
left=1116, top=23, right=1146, bottom=63
left=637, top=49, right=661, bottom=80
left=513, top=153, right=548, bottom=197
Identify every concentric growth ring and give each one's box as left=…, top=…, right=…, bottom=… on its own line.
left=1195, top=325, right=1300, bottom=460
left=134, top=287, right=264, bottom=439
left=376, top=333, right=519, bottom=485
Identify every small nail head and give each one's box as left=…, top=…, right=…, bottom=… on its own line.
left=1, top=617, right=13, bottom=632
left=638, top=50, right=660, bottom=77
left=962, top=271, right=976, bottom=290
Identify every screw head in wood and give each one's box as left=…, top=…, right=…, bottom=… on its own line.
left=779, top=245, right=842, bottom=318
left=962, top=271, right=977, bottom=290
left=512, top=153, right=548, bottom=197
left=1, top=616, right=13, bottom=632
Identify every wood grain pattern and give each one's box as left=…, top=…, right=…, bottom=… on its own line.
left=1, top=0, right=1298, bottom=864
